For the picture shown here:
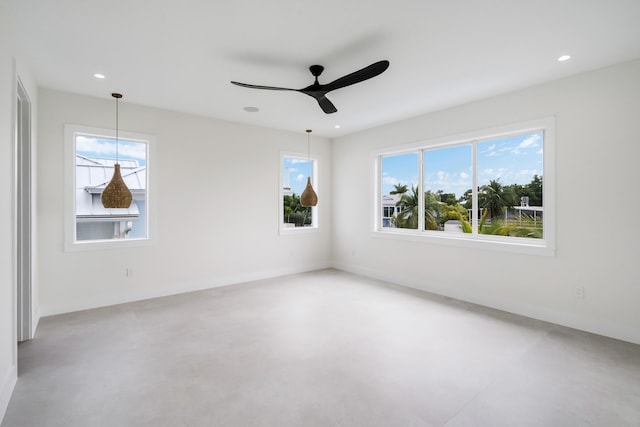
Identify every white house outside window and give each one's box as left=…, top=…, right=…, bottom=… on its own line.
left=65, top=124, right=154, bottom=251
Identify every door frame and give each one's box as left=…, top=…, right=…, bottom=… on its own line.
left=16, top=77, right=32, bottom=342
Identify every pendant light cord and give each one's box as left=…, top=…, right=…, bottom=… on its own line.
left=115, top=96, right=119, bottom=163
left=306, top=129, right=312, bottom=161
left=112, top=93, right=123, bottom=165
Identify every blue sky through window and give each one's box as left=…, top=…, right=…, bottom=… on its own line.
left=477, top=132, right=543, bottom=188
left=76, top=135, right=147, bottom=166
left=283, top=157, right=313, bottom=196
left=382, top=132, right=543, bottom=199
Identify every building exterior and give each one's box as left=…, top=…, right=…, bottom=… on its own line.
left=75, top=155, right=147, bottom=240
left=381, top=194, right=401, bottom=227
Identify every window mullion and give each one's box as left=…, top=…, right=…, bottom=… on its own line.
left=418, top=150, right=424, bottom=231
left=472, top=141, right=478, bottom=235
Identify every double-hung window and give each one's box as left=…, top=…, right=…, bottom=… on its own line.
left=375, top=118, right=554, bottom=255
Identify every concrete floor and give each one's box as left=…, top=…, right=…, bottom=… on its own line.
left=3, top=269, right=640, bottom=426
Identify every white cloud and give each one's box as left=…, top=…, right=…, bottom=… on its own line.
left=519, top=134, right=541, bottom=149
left=76, top=136, right=146, bottom=160
left=460, top=171, right=469, bottom=179
left=480, top=144, right=496, bottom=154
left=519, top=169, right=541, bottom=177
left=76, top=136, right=115, bottom=156
left=295, top=173, right=305, bottom=182
left=118, top=142, right=146, bottom=160
left=290, top=158, right=312, bottom=165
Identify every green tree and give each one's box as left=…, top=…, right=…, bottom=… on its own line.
left=505, top=175, right=543, bottom=206
left=479, top=179, right=516, bottom=219
left=394, top=186, right=440, bottom=230
left=390, top=183, right=408, bottom=196
left=395, top=185, right=420, bottom=229
left=424, top=190, right=440, bottom=230
left=439, top=192, right=458, bottom=206
left=441, top=204, right=468, bottom=225
left=524, top=175, right=543, bottom=206
left=283, top=193, right=311, bottom=226
left=460, top=188, right=473, bottom=209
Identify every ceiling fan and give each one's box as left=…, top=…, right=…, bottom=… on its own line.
left=231, top=60, right=390, bottom=114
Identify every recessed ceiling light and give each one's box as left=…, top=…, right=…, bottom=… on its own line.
left=334, top=125, right=341, bottom=129
left=243, top=106, right=259, bottom=112
left=558, top=55, right=571, bottom=62
left=93, top=73, right=106, bottom=79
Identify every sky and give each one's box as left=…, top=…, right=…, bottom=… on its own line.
left=283, top=157, right=313, bottom=195
left=382, top=132, right=543, bottom=198
left=76, top=135, right=147, bottom=166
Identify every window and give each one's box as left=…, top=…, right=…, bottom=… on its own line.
left=381, top=152, right=418, bottom=229
left=375, top=118, right=554, bottom=255
left=65, top=124, right=154, bottom=250
left=280, top=152, right=318, bottom=233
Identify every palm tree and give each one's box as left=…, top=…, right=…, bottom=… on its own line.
left=394, top=186, right=440, bottom=230
left=389, top=183, right=408, bottom=196
left=423, top=190, right=440, bottom=230
left=479, top=179, right=515, bottom=219
left=395, top=185, right=419, bottom=229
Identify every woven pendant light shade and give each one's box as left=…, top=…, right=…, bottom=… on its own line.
left=101, top=93, right=132, bottom=209
left=101, top=164, right=132, bottom=208
left=300, top=176, right=318, bottom=207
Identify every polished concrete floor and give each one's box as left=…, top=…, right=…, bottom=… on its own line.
left=3, top=269, right=640, bottom=426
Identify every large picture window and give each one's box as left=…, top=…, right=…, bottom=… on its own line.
left=375, top=118, right=554, bottom=255
left=280, top=152, right=318, bottom=233
left=65, top=124, right=154, bottom=250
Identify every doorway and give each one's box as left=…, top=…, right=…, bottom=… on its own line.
left=16, top=78, right=32, bottom=342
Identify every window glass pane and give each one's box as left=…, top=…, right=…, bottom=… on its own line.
left=75, top=134, right=148, bottom=241
left=423, top=145, right=472, bottom=233
left=381, top=152, right=419, bottom=229
left=476, top=132, right=543, bottom=239
left=282, top=156, right=314, bottom=228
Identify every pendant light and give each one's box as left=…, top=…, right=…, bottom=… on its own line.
left=300, top=129, right=318, bottom=207
left=101, top=93, right=133, bottom=208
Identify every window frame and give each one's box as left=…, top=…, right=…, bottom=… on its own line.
left=64, top=124, right=156, bottom=251
left=372, top=117, right=555, bottom=256
left=279, top=150, right=319, bottom=235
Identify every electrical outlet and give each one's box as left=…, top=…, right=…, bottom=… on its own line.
left=574, top=286, right=585, bottom=299
left=126, top=267, right=134, bottom=278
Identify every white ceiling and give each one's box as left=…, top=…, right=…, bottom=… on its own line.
left=7, top=0, right=640, bottom=138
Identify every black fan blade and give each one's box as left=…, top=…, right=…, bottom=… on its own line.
left=315, top=95, right=337, bottom=114
left=230, top=81, right=297, bottom=91
left=323, top=60, right=389, bottom=92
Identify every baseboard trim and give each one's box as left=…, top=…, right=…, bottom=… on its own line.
left=37, top=260, right=640, bottom=345
left=0, top=366, right=17, bottom=424
left=333, top=262, right=640, bottom=346
left=40, top=261, right=333, bottom=317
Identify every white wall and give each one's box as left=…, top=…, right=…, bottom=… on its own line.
left=0, top=5, right=16, bottom=418
left=0, top=1, right=39, bottom=418
left=332, top=59, right=640, bottom=345
left=38, top=90, right=332, bottom=315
